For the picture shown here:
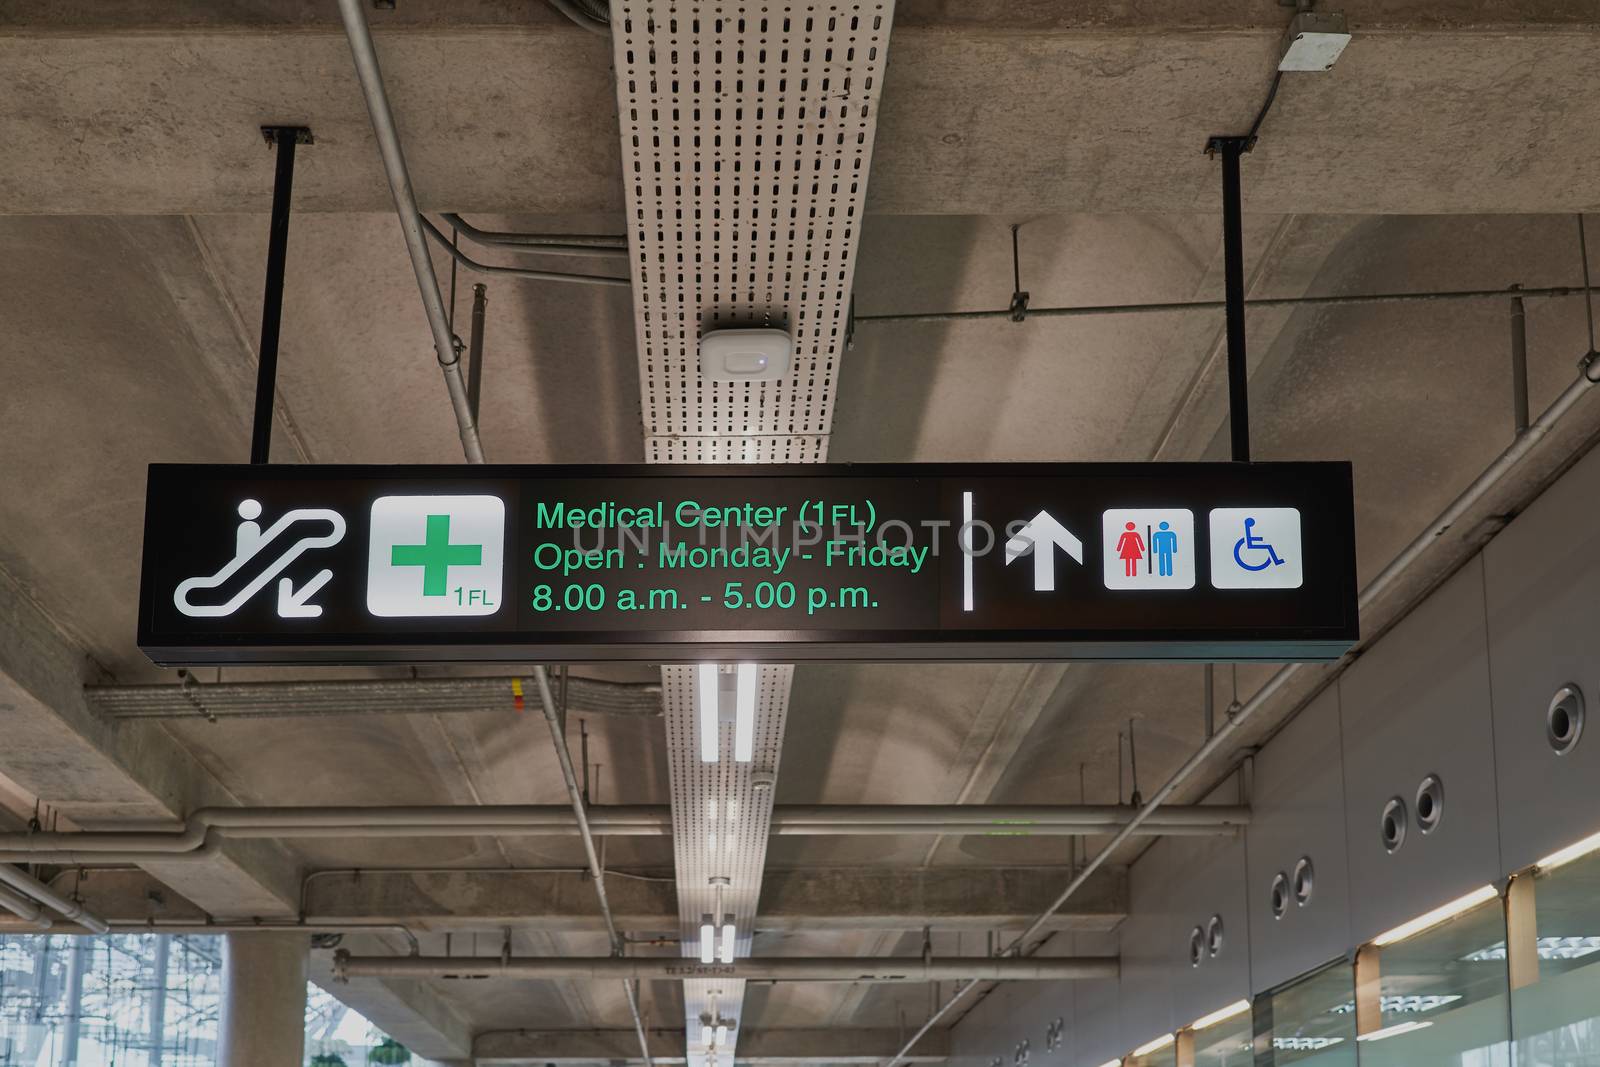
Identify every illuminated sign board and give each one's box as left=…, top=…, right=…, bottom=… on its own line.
left=137, top=463, right=1357, bottom=664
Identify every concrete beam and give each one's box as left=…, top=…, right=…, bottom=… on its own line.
left=0, top=569, right=298, bottom=917
left=1, top=8, right=1598, bottom=214
left=300, top=865, right=1125, bottom=932
left=473, top=1027, right=948, bottom=1063
left=310, top=939, right=474, bottom=1063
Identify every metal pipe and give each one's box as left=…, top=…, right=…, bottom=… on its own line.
left=851, top=284, right=1591, bottom=327
left=250, top=128, right=305, bottom=465
left=87, top=674, right=665, bottom=721
left=0, top=805, right=1247, bottom=859
left=333, top=952, right=1117, bottom=983
left=1218, top=136, right=1251, bottom=462
left=442, top=213, right=627, bottom=254
left=0, top=882, right=52, bottom=929
left=0, top=863, right=109, bottom=934
left=421, top=216, right=630, bottom=286
left=884, top=361, right=1600, bottom=1067
left=530, top=665, right=653, bottom=1065
left=1511, top=294, right=1530, bottom=435
left=336, top=0, right=485, bottom=463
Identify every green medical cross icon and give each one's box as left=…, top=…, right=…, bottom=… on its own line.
left=391, top=514, right=483, bottom=596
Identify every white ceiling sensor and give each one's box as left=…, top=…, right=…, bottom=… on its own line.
left=700, top=328, right=792, bottom=383
left=1279, top=10, right=1351, bottom=71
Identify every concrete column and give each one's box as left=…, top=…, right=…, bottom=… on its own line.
left=217, top=933, right=308, bottom=1067
left=59, top=939, right=89, bottom=1067
left=148, top=936, right=171, bottom=1067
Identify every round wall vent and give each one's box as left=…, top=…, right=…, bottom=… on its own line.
left=1293, top=856, right=1315, bottom=907
left=1381, top=796, right=1408, bottom=854
left=1207, top=914, right=1225, bottom=958
left=1415, top=775, right=1444, bottom=835
left=1270, top=872, right=1290, bottom=920
left=1548, top=684, right=1585, bottom=755
left=1189, top=925, right=1206, bottom=967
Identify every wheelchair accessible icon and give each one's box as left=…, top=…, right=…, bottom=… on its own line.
left=1208, top=508, right=1303, bottom=589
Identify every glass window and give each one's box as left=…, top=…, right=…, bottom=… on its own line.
left=0, top=933, right=404, bottom=1067
left=1511, top=846, right=1600, bottom=1066
left=1193, top=1008, right=1253, bottom=1066
left=1254, top=961, right=1358, bottom=1066
left=1361, top=894, right=1511, bottom=1067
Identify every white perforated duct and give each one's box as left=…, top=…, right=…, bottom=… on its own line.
left=608, top=3, right=896, bottom=1060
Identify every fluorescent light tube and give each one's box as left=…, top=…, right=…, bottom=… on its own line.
left=715, top=1024, right=728, bottom=1044
left=720, top=922, right=736, bottom=964
left=698, top=664, right=719, bottom=763
left=734, top=663, right=757, bottom=762
left=700, top=1024, right=713, bottom=1047
left=1192, top=999, right=1252, bottom=1031
left=1371, top=885, right=1498, bottom=946
left=699, top=919, right=715, bottom=964
left=1132, top=1033, right=1174, bottom=1056
left=1536, top=828, right=1600, bottom=872
left=1357, top=1020, right=1434, bottom=1043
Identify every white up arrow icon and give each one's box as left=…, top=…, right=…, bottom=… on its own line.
left=1004, top=510, right=1084, bottom=592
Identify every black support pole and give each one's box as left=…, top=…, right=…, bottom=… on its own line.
left=467, top=283, right=488, bottom=423
left=251, top=126, right=312, bottom=465
left=1211, top=135, right=1252, bottom=463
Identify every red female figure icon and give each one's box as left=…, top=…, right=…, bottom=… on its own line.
left=1116, top=521, right=1146, bottom=578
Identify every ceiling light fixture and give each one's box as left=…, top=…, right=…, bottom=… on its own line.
left=701, top=1024, right=714, bottom=1047
left=1192, top=999, right=1252, bottom=1031
left=720, top=922, right=736, bottom=964
left=699, top=915, right=715, bottom=965
left=1370, top=885, right=1498, bottom=947
left=698, top=664, right=720, bottom=763
left=1132, top=1032, right=1175, bottom=1057
left=1356, top=1020, right=1434, bottom=1043
left=715, top=1024, right=729, bottom=1045
left=1536, top=828, right=1600, bottom=872
left=734, top=662, right=758, bottom=762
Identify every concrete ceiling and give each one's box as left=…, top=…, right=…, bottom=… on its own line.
left=2, top=1, right=1600, bottom=1062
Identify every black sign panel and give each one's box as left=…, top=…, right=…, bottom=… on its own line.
left=137, top=463, right=1358, bottom=664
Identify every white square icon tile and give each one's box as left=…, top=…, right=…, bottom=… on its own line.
left=1208, top=507, right=1303, bottom=589
left=1102, top=509, right=1195, bottom=590
left=367, top=495, right=505, bottom=617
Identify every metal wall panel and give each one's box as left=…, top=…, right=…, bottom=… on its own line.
left=1245, top=686, right=1353, bottom=993
left=1339, top=558, right=1502, bottom=945
left=1164, top=790, right=1252, bottom=1028
left=1069, top=931, right=1123, bottom=1067
left=950, top=972, right=1073, bottom=1067
left=1119, top=839, right=1176, bottom=1052
left=1483, top=444, right=1600, bottom=873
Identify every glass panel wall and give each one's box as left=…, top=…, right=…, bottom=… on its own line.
left=1360, top=894, right=1511, bottom=1067
left=1192, top=1008, right=1252, bottom=1066
left=0, top=933, right=404, bottom=1067
left=1511, top=844, right=1600, bottom=1066
left=1254, top=961, right=1358, bottom=1067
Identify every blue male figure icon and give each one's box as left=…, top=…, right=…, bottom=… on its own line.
left=1150, top=520, right=1178, bottom=577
